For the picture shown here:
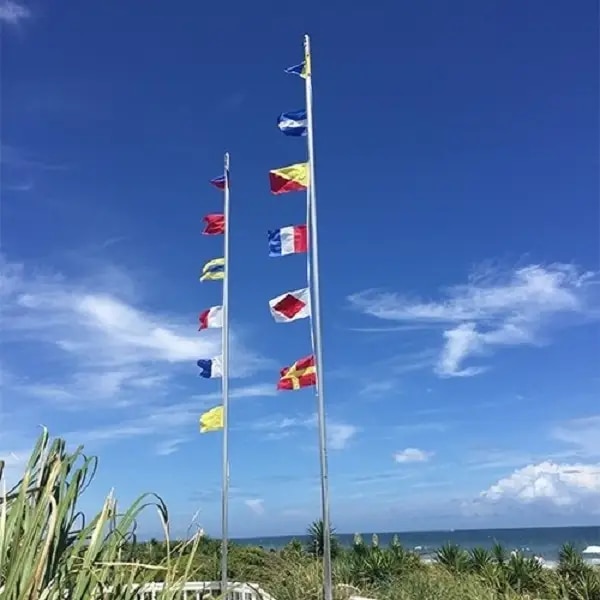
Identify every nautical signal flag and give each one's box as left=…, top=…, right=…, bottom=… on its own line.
left=200, top=258, right=225, bottom=281
left=269, top=288, right=311, bottom=323
left=202, top=214, right=225, bottom=235
left=284, top=61, right=309, bottom=79
left=199, top=306, right=223, bottom=330
left=277, top=109, right=307, bottom=137
left=210, top=175, right=227, bottom=190
left=197, top=357, right=223, bottom=379
left=268, top=225, right=307, bottom=257
left=284, top=44, right=311, bottom=79
left=277, top=355, right=317, bottom=391
left=200, top=405, right=224, bottom=433
left=269, top=163, right=308, bottom=195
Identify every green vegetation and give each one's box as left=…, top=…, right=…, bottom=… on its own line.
left=1, top=429, right=599, bottom=599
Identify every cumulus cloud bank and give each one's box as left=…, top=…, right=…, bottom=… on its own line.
left=479, top=461, right=600, bottom=511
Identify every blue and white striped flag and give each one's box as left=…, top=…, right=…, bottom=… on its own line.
left=277, top=109, right=307, bottom=137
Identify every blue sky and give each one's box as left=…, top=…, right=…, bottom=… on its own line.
left=1, top=0, right=599, bottom=538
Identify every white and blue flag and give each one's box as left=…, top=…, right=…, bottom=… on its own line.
left=197, top=357, right=223, bottom=379
left=277, top=109, right=307, bottom=137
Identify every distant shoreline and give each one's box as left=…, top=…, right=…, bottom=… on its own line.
left=227, top=525, right=600, bottom=562
left=232, top=524, right=600, bottom=542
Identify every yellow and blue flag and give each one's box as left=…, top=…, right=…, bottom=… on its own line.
left=285, top=44, right=311, bottom=79
left=284, top=61, right=308, bottom=78
left=200, top=257, right=225, bottom=281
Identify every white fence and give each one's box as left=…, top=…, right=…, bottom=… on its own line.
left=114, top=581, right=276, bottom=600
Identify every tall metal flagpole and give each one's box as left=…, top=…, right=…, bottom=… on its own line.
left=220, top=151, right=231, bottom=598
left=303, top=34, right=333, bottom=600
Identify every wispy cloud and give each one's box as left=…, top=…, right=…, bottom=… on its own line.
left=206, top=383, right=279, bottom=402
left=349, top=262, right=598, bottom=377
left=1, top=256, right=267, bottom=412
left=466, top=449, right=538, bottom=471
left=0, top=447, right=31, bottom=487
left=349, top=471, right=412, bottom=486
left=155, top=438, right=188, bottom=456
left=244, top=498, right=265, bottom=515
left=328, top=423, right=359, bottom=450
left=2, top=180, right=34, bottom=193
left=0, top=255, right=272, bottom=458
left=0, top=0, right=30, bottom=25
left=0, top=144, right=68, bottom=171
left=393, top=448, right=433, bottom=463
left=58, top=383, right=284, bottom=451
left=249, top=413, right=358, bottom=450
left=395, top=421, right=450, bottom=434
left=62, top=401, right=200, bottom=445
left=359, top=379, right=397, bottom=398
left=552, top=415, right=600, bottom=458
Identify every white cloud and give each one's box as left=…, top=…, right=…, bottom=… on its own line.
left=466, top=449, right=538, bottom=471
left=0, top=256, right=273, bottom=460
left=479, top=461, right=600, bottom=509
left=0, top=0, right=30, bottom=24
left=248, top=413, right=358, bottom=450
left=349, top=263, right=598, bottom=377
left=244, top=498, right=265, bottom=515
left=62, top=402, right=199, bottom=445
left=328, top=423, right=358, bottom=450
left=359, top=379, right=396, bottom=398
left=155, top=438, right=188, bottom=456
left=59, top=383, right=283, bottom=451
left=187, top=384, right=280, bottom=411
left=394, top=448, right=433, bottom=464
left=552, top=415, right=600, bottom=458
left=394, top=448, right=433, bottom=463
left=0, top=447, right=31, bottom=488
left=1, top=256, right=267, bottom=410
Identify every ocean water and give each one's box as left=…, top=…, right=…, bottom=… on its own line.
left=236, top=526, right=600, bottom=564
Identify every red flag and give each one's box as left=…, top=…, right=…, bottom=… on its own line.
left=202, top=214, right=225, bottom=235
left=277, top=355, right=317, bottom=391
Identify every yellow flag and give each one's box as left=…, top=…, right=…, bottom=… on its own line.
left=200, top=257, right=225, bottom=282
left=303, top=42, right=311, bottom=78
left=199, top=405, right=224, bottom=433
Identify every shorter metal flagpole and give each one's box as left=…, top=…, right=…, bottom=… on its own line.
left=303, top=34, right=333, bottom=600
left=220, top=152, right=231, bottom=599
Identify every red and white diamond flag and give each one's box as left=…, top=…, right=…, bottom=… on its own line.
left=269, top=287, right=311, bottom=323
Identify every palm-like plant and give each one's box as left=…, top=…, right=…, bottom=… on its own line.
left=388, top=543, right=421, bottom=574
left=435, top=543, right=469, bottom=574
left=571, top=567, right=600, bottom=600
left=556, top=542, right=600, bottom=600
left=491, top=541, right=508, bottom=566
left=558, top=542, right=587, bottom=581
left=305, top=519, right=339, bottom=559
left=468, top=547, right=494, bottom=573
left=504, top=551, right=543, bottom=594
left=351, top=533, right=367, bottom=558
left=353, top=548, right=394, bottom=585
